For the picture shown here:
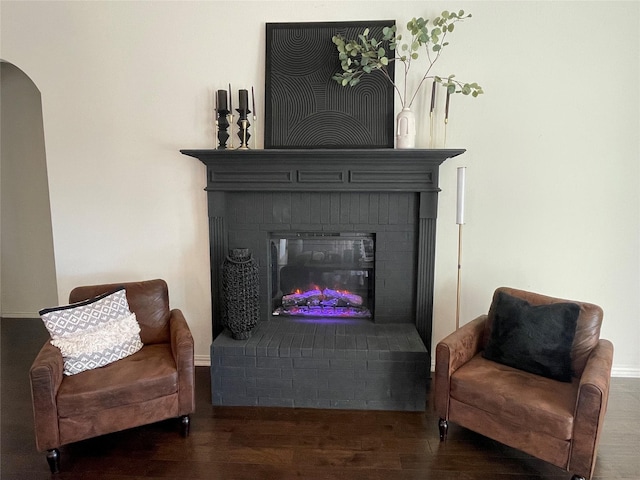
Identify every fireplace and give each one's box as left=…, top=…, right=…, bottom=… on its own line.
left=182, top=148, right=464, bottom=410
left=270, top=232, right=374, bottom=319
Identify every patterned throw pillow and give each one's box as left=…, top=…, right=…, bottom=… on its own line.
left=39, top=287, right=143, bottom=375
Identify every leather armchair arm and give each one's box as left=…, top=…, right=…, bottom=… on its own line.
left=29, top=342, right=64, bottom=451
left=434, top=315, right=487, bottom=418
left=169, top=309, right=195, bottom=415
left=569, top=339, right=614, bottom=479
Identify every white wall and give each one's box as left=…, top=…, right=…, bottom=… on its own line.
left=1, top=1, right=638, bottom=374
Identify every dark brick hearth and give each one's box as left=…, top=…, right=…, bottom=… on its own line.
left=211, top=318, right=428, bottom=410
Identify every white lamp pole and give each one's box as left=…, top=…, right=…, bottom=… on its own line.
left=455, top=167, right=466, bottom=330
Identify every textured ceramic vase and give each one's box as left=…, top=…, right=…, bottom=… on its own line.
left=396, top=107, right=416, bottom=149
left=222, top=248, right=260, bottom=340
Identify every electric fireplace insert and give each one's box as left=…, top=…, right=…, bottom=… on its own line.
left=270, top=233, right=374, bottom=319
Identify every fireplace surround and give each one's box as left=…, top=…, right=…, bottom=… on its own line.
left=182, top=148, right=464, bottom=410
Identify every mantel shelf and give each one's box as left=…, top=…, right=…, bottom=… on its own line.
left=180, top=148, right=465, bottom=193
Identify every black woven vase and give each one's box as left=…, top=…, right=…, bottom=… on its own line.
left=221, top=248, right=260, bottom=340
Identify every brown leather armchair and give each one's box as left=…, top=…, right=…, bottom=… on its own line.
left=30, top=279, right=195, bottom=473
left=435, top=287, right=613, bottom=480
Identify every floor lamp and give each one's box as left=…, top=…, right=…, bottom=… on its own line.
left=455, top=167, right=466, bottom=330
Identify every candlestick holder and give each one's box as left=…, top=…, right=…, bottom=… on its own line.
left=236, top=108, right=251, bottom=149
left=252, top=114, right=257, bottom=149
left=216, top=109, right=230, bottom=149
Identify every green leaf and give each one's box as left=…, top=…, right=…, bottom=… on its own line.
left=363, top=28, right=369, bottom=36
left=411, top=52, right=418, bottom=60
left=447, top=84, right=456, bottom=94
left=380, top=56, right=388, bottom=65
left=448, top=23, right=455, bottom=32
left=378, top=47, right=385, bottom=57
left=432, top=44, right=441, bottom=52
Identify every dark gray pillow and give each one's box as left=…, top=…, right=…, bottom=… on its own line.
left=482, top=292, right=580, bottom=382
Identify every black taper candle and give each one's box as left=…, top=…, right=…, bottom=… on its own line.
left=239, top=89, right=248, bottom=111
left=217, top=90, right=227, bottom=110
left=228, top=83, right=232, bottom=113
left=430, top=81, right=436, bottom=113
left=251, top=86, right=256, bottom=116
left=445, top=89, right=451, bottom=121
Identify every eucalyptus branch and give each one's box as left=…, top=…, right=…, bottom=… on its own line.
left=331, top=9, right=483, bottom=109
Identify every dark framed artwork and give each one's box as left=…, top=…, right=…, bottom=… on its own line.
left=265, top=21, right=395, bottom=149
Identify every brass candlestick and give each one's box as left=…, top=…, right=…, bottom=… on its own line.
left=236, top=109, right=251, bottom=150
left=228, top=113, right=234, bottom=148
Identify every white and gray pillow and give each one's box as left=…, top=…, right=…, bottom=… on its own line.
left=39, top=287, right=143, bottom=375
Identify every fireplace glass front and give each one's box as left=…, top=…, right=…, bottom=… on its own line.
left=269, top=233, right=374, bottom=319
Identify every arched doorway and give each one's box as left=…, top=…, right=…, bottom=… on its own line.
left=1, top=61, right=58, bottom=318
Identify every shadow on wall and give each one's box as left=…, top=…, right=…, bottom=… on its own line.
left=1, top=61, right=58, bottom=317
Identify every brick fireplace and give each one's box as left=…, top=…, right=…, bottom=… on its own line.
left=182, top=148, right=464, bottom=410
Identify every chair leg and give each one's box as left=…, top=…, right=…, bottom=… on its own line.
left=180, top=414, right=190, bottom=437
left=46, top=448, right=60, bottom=474
left=438, top=418, right=448, bottom=441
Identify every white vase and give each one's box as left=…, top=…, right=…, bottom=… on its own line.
left=396, top=107, right=416, bottom=149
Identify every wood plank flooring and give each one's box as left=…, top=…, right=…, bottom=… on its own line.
left=2, top=318, right=638, bottom=479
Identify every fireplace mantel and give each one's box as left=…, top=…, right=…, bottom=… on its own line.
left=181, top=148, right=465, bottom=193
left=182, top=148, right=464, bottom=352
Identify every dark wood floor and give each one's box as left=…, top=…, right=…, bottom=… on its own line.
left=1, top=318, right=638, bottom=480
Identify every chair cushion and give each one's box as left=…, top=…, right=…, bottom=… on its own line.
left=451, top=354, right=579, bottom=440
left=40, top=288, right=143, bottom=375
left=483, top=291, right=579, bottom=382
left=57, top=343, right=178, bottom=417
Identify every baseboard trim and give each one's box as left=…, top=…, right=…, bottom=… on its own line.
left=0, top=312, right=39, bottom=319
left=429, top=361, right=640, bottom=378
left=611, top=366, right=640, bottom=378
left=195, top=355, right=211, bottom=367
